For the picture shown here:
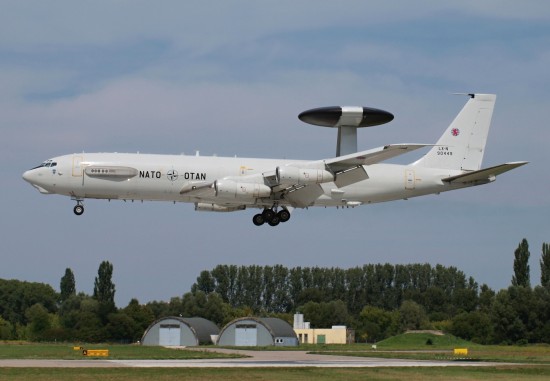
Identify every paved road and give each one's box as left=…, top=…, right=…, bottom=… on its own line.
left=0, top=349, right=505, bottom=368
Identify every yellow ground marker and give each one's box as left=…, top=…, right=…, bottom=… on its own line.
left=82, top=349, right=109, bottom=357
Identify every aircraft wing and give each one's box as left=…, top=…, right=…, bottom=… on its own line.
left=324, top=144, right=429, bottom=172
left=180, top=144, right=430, bottom=208
left=442, top=161, right=528, bottom=184
left=323, top=144, right=429, bottom=188
left=283, top=144, right=430, bottom=206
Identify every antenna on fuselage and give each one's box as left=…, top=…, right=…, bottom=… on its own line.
left=298, top=106, right=394, bottom=156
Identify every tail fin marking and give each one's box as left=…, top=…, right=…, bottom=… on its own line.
left=414, top=94, right=496, bottom=171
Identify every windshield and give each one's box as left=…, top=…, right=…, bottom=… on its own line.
left=31, top=160, right=57, bottom=170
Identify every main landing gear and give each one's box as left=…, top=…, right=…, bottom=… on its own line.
left=73, top=200, right=84, bottom=216
left=252, top=208, right=291, bottom=227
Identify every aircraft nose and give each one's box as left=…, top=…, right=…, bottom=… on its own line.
left=22, top=169, right=52, bottom=194
left=22, top=170, right=34, bottom=183
left=23, top=169, right=36, bottom=184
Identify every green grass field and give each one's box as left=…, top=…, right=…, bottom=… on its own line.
left=1, top=366, right=550, bottom=381
left=375, top=332, right=476, bottom=349
left=1, top=337, right=550, bottom=380
left=0, top=342, right=242, bottom=360
left=309, top=333, right=550, bottom=364
left=315, top=348, right=550, bottom=364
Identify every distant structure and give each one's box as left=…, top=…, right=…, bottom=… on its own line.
left=293, top=313, right=310, bottom=329
left=217, top=317, right=298, bottom=347
left=293, top=313, right=355, bottom=344
left=141, top=317, right=219, bottom=346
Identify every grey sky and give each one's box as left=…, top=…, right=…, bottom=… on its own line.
left=1, top=1, right=548, bottom=306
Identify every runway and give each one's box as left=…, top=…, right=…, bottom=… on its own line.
left=0, top=349, right=505, bottom=368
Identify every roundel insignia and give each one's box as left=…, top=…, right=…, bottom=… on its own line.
left=451, top=128, right=460, bottom=137
left=167, top=169, right=178, bottom=181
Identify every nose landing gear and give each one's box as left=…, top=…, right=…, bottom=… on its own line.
left=73, top=200, right=84, bottom=216
left=252, top=207, right=291, bottom=227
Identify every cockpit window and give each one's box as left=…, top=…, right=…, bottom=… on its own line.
left=30, top=159, right=55, bottom=170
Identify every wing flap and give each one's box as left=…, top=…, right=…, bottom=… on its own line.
left=284, top=185, right=325, bottom=208
left=442, top=161, right=528, bottom=184
left=334, top=165, right=369, bottom=188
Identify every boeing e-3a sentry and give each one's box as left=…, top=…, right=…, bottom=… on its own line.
left=22, top=93, right=527, bottom=226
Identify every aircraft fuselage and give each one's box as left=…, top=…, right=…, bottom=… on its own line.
left=23, top=152, right=465, bottom=207
left=22, top=94, right=527, bottom=226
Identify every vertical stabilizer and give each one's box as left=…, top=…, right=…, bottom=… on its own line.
left=413, top=94, right=496, bottom=171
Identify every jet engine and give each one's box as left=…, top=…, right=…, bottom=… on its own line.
left=214, top=180, right=272, bottom=199
left=276, top=166, right=334, bottom=186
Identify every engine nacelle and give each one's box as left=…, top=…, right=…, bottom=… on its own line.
left=195, top=203, right=246, bottom=212
left=214, top=180, right=272, bottom=199
left=276, top=166, right=334, bottom=185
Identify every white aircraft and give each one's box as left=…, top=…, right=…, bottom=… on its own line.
left=23, top=93, right=527, bottom=226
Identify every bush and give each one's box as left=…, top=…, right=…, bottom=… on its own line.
left=450, top=311, right=493, bottom=344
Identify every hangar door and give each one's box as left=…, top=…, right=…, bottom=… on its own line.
left=235, top=324, right=257, bottom=346
left=159, top=324, right=181, bottom=346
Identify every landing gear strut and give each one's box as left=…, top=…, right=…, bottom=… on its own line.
left=73, top=200, right=84, bottom=216
left=252, top=208, right=291, bottom=227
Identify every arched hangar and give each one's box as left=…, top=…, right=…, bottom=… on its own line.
left=217, top=317, right=298, bottom=347
left=141, top=316, right=219, bottom=346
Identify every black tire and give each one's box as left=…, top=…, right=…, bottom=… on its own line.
left=252, top=214, right=265, bottom=226
left=74, top=205, right=84, bottom=216
left=278, top=209, right=291, bottom=222
left=267, top=216, right=280, bottom=226
left=262, top=209, right=275, bottom=221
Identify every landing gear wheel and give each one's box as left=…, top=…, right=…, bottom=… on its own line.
left=252, top=214, right=265, bottom=226
left=262, top=209, right=275, bottom=221
left=73, top=205, right=84, bottom=216
left=267, top=216, right=280, bottom=226
left=278, top=209, right=291, bottom=222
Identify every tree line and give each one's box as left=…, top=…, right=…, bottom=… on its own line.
left=1, top=239, right=549, bottom=344
left=0, top=261, right=146, bottom=342
left=191, top=263, right=478, bottom=316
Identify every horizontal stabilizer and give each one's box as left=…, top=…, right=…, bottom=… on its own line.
left=442, top=161, right=528, bottom=184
